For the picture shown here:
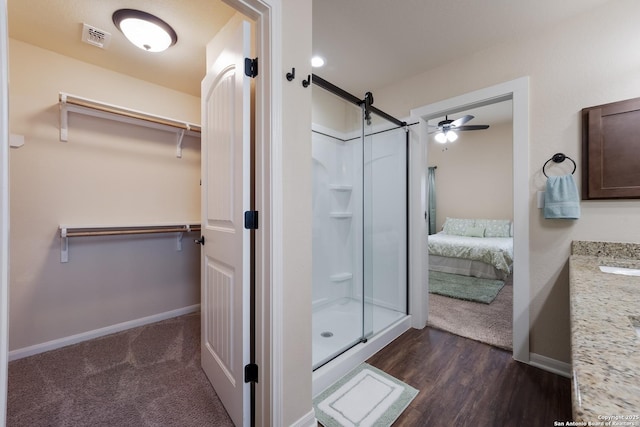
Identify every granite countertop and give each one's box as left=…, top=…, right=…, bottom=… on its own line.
left=570, top=241, right=640, bottom=424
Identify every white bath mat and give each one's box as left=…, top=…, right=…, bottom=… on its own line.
left=313, top=363, right=418, bottom=427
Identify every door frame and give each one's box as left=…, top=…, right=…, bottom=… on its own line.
left=410, top=77, right=530, bottom=363
left=221, top=0, right=283, bottom=424
left=0, top=0, right=285, bottom=425
left=0, top=0, right=10, bottom=422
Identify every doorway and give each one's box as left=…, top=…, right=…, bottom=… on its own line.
left=410, top=77, right=531, bottom=362
left=0, top=0, right=280, bottom=424
left=425, top=100, right=514, bottom=350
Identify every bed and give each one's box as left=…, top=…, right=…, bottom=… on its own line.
left=428, top=218, right=514, bottom=281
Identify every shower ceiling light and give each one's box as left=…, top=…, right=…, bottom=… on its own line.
left=311, top=56, right=325, bottom=67
left=113, top=9, right=177, bottom=53
left=435, top=130, right=458, bottom=143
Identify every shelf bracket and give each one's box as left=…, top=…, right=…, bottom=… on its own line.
left=60, top=227, right=69, bottom=263
left=176, top=128, right=186, bottom=158
left=60, top=94, right=69, bottom=142
left=176, top=224, right=187, bottom=250
left=177, top=232, right=184, bottom=251
left=176, top=224, right=192, bottom=250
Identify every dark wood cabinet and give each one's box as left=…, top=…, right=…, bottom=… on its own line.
left=582, top=96, right=640, bottom=199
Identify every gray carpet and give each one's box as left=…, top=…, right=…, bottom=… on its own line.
left=8, top=312, right=234, bottom=427
left=427, top=273, right=513, bottom=350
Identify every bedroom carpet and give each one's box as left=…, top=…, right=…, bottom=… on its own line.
left=427, top=273, right=513, bottom=350
left=7, top=312, right=234, bottom=427
left=428, top=271, right=505, bottom=304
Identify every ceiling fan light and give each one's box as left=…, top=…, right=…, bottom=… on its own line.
left=446, top=131, right=458, bottom=142
left=113, top=9, right=177, bottom=53
left=435, top=132, right=447, bottom=144
left=434, top=132, right=447, bottom=144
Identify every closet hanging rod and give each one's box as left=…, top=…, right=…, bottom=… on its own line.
left=58, top=223, right=202, bottom=263
left=59, top=93, right=202, bottom=134
left=59, top=223, right=201, bottom=238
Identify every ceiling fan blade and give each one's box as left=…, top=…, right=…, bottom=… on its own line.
left=450, top=114, right=474, bottom=127
left=456, top=125, right=490, bottom=131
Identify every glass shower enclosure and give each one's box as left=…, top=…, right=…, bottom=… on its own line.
left=311, top=77, right=408, bottom=370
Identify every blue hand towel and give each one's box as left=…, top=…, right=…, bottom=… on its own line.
left=544, top=174, right=580, bottom=219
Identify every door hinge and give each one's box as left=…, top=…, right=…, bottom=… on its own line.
left=244, top=57, right=258, bottom=78
left=244, top=210, right=259, bottom=230
left=244, top=363, right=259, bottom=383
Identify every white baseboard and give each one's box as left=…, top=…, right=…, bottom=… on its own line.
left=9, top=304, right=200, bottom=361
left=290, top=408, right=317, bottom=427
left=529, top=352, right=572, bottom=378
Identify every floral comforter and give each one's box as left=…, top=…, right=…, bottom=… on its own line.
left=428, top=232, right=514, bottom=274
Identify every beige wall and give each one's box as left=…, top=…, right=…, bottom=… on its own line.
left=281, top=0, right=314, bottom=424
left=429, top=122, right=513, bottom=232
left=8, top=39, right=201, bottom=351
left=373, top=0, right=640, bottom=362
left=312, top=85, right=361, bottom=134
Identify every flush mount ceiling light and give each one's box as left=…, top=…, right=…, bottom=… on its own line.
left=112, top=9, right=177, bottom=53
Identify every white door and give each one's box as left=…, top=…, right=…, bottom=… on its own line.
left=200, top=19, right=252, bottom=427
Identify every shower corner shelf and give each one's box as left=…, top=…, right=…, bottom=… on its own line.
left=330, top=272, right=353, bottom=282
left=329, top=184, right=353, bottom=192
left=329, top=212, right=353, bottom=219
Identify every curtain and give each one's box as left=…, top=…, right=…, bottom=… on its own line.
left=427, top=166, right=437, bottom=235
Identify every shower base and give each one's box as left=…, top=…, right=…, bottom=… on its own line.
left=312, top=297, right=405, bottom=369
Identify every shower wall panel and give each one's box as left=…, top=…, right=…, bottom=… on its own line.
left=311, top=130, right=359, bottom=309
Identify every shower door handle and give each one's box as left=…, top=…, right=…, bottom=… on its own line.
left=194, top=236, right=205, bottom=246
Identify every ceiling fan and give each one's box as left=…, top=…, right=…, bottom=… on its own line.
left=430, top=114, right=490, bottom=143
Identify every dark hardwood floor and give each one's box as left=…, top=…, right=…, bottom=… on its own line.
left=365, top=327, right=572, bottom=427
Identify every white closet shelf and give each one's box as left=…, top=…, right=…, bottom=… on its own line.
left=58, top=222, right=201, bottom=263
left=58, top=92, right=201, bottom=158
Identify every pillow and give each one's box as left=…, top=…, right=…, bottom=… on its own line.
left=465, top=226, right=485, bottom=237
left=443, top=217, right=475, bottom=236
left=476, top=219, right=512, bottom=237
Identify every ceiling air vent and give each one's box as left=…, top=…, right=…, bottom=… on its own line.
left=81, top=23, right=112, bottom=49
